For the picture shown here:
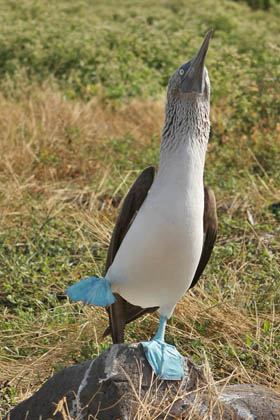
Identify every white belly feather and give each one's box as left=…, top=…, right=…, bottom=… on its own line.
left=106, top=149, right=205, bottom=319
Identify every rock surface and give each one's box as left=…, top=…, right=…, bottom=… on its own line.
left=5, top=343, right=280, bottom=420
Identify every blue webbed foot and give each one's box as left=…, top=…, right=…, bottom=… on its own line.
left=141, top=339, right=184, bottom=380
left=141, top=316, right=184, bottom=380
left=66, top=276, right=115, bottom=307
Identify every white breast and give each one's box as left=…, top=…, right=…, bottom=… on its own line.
left=106, top=144, right=205, bottom=319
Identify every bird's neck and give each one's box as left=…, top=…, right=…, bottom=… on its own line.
left=160, top=99, right=210, bottom=159
left=158, top=100, right=210, bottom=189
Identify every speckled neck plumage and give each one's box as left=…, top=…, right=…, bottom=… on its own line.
left=160, top=96, right=210, bottom=156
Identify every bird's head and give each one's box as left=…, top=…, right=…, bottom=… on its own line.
left=167, top=30, right=212, bottom=106
left=161, top=31, right=212, bottom=152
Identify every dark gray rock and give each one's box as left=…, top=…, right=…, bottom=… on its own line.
left=5, top=344, right=280, bottom=420
left=217, top=384, right=280, bottom=420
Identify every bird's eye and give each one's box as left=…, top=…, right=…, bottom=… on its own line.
left=179, top=68, right=185, bottom=76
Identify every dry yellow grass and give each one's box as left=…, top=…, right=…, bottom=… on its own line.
left=0, top=86, right=164, bottom=229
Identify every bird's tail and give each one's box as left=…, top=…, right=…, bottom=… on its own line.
left=66, top=277, right=115, bottom=306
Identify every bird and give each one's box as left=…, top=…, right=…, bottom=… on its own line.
left=67, top=30, right=217, bottom=380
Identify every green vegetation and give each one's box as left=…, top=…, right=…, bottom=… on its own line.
left=0, top=0, right=279, bottom=417
left=234, top=0, right=280, bottom=10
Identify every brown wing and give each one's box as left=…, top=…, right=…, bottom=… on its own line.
left=104, top=166, right=158, bottom=344
left=189, top=186, right=217, bottom=289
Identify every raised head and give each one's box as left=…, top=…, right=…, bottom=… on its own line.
left=167, top=30, right=212, bottom=103
left=162, top=30, right=212, bottom=151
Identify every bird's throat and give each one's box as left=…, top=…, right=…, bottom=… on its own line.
left=161, top=100, right=210, bottom=154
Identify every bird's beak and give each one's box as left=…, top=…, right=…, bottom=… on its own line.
left=181, top=29, right=212, bottom=94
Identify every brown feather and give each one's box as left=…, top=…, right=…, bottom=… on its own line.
left=190, top=186, right=217, bottom=289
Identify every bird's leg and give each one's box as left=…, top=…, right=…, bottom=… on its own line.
left=141, top=316, right=184, bottom=380
left=153, top=315, right=167, bottom=341
left=66, top=277, right=115, bottom=307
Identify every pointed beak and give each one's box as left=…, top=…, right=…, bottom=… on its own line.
left=181, top=29, right=212, bottom=94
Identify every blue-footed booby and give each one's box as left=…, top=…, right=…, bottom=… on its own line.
left=67, top=30, right=217, bottom=380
